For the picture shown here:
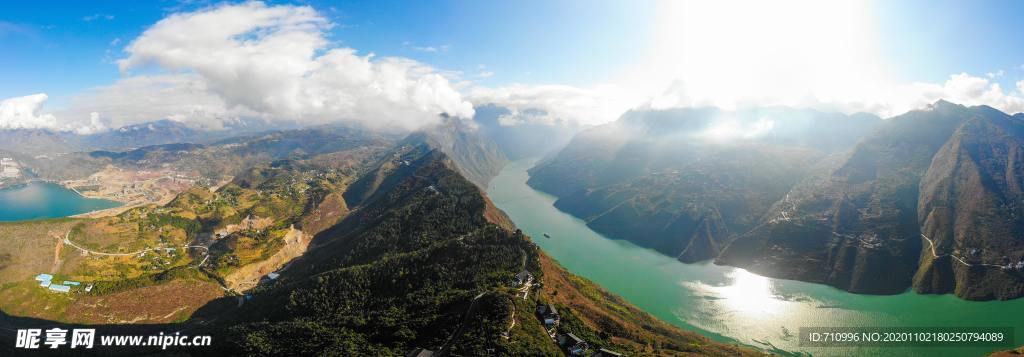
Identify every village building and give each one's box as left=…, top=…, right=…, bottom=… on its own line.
left=48, top=284, right=71, bottom=293
left=512, top=270, right=533, bottom=287
left=537, top=303, right=560, bottom=326
left=558, top=333, right=589, bottom=356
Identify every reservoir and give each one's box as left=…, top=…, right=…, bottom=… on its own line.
left=488, top=159, right=1024, bottom=356
left=0, top=182, right=121, bottom=222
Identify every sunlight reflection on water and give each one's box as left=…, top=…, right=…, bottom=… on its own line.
left=713, top=268, right=786, bottom=315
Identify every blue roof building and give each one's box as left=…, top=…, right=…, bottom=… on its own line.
left=35, top=274, right=53, bottom=281
left=39, top=280, right=51, bottom=287
left=62, top=281, right=81, bottom=286
left=48, top=284, right=71, bottom=293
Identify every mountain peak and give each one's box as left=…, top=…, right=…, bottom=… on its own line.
left=929, top=99, right=964, bottom=110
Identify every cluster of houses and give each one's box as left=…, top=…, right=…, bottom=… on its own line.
left=538, top=303, right=623, bottom=356
left=514, top=270, right=623, bottom=356
left=536, top=302, right=623, bottom=356
left=554, top=331, right=623, bottom=357
left=34, top=274, right=91, bottom=294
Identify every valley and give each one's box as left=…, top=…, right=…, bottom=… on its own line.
left=492, top=158, right=1024, bottom=356
left=6, top=2, right=1024, bottom=355
left=529, top=102, right=1024, bottom=301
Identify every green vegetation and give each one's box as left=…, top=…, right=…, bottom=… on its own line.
left=202, top=148, right=759, bottom=356
left=86, top=265, right=210, bottom=296
left=0, top=125, right=766, bottom=355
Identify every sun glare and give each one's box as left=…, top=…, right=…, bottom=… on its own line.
left=713, top=268, right=785, bottom=315
left=630, top=0, right=890, bottom=113
left=697, top=116, right=775, bottom=142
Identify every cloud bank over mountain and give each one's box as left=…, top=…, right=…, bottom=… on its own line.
left=468, top=84, right=636, bottom=127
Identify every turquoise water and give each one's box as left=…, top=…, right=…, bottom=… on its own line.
left=0, top=182, right=121, bottom=221
left=488, top=159, right=1024, bottom=356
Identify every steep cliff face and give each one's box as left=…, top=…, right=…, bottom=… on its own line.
left=718, top=101, right=1024, bottom=299
left=914, top=115, right=1024, bottom=300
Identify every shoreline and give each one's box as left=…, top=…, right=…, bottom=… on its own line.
left=0, top=181, right=132, bottom=221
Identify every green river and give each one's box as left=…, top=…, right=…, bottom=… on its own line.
left=487, top=159, right=1024, bottom=356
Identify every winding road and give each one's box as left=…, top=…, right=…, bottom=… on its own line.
left=61, top=231, right=212, bottom=267
left=920, top=233, right=1008, bottom=269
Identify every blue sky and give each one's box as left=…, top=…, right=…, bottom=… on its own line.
left=875, top=0, right=1024, bottom=83
left=0, top=0, right=655, bottom=104
left=2, top=0, right=1024, bottom=132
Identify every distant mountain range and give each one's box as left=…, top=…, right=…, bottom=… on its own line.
left=0, top=118, right=289, bottom=155
left=529, top=102, right=1024, bottom=300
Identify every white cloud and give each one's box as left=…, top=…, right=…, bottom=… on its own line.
left=921, top=73, right=1024, bottom=114
left=818, top=73, right=1024, bottom=116
left=83, top=14, right=115, bottom=22
left=469, top=84, right=639, bottom=126
left=74, top=112, right=109, bottom=135
left=58, top=74, right=239, bottom=131
left=412, top=44, right=450, bottom=53
left=986, top=70, right=1004, bottom=79
left=0, top=93, right=59, bottom=130
left=109, top=1, right=471, bottom=131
